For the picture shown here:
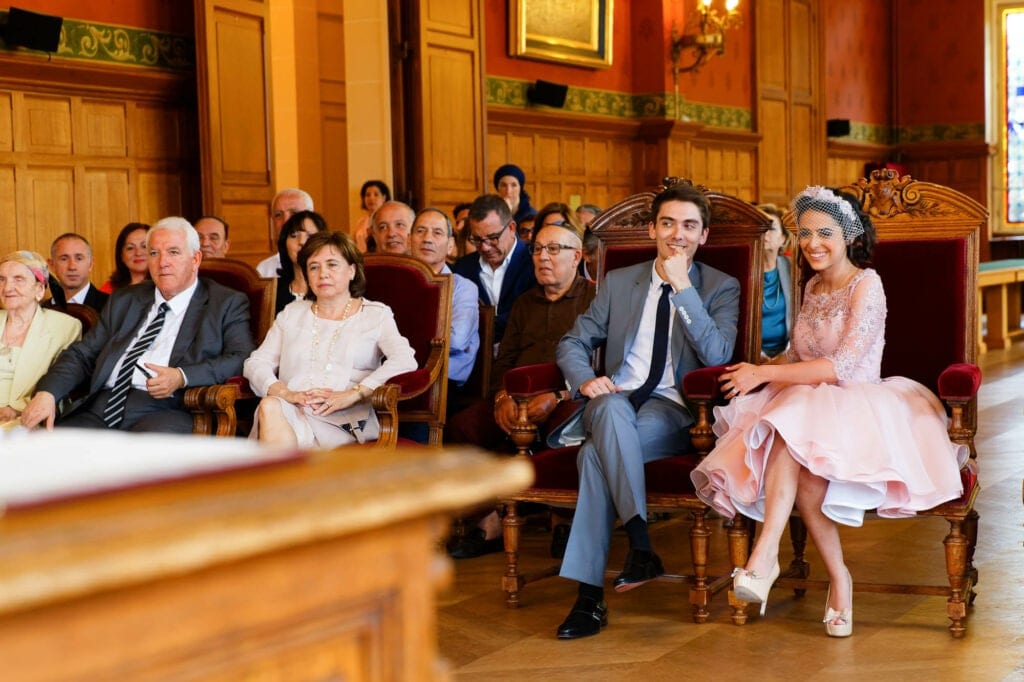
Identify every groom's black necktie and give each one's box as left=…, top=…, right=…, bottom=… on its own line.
left=629, top=284, right=672, bottom=411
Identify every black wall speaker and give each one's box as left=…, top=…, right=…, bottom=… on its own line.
left=3, top=8, right=63, bottom=53
left=826, top=118, right=852, bottom=138
left=527, top=80, right=569, bottom=108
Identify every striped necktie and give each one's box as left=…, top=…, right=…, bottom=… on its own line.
left=102, top=302, right=169, bottom=428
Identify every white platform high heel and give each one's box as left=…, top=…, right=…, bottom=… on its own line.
left=732, top=560, right=780, bottom=616
left=824, top=567, right=853, bottom=637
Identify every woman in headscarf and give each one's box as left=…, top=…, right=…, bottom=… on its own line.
left=493, top=163, right=536, bottom=226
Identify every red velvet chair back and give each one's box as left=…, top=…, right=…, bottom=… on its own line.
left=363, top=254, right=453, bottom=445
left=199, top=258, right=276, bottom=344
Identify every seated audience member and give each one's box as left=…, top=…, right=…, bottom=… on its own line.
left=452, top=202, right=475, bottom=260
left=409, top=207, right=479, bottom=389
left=244, top=231, right=416, bottom=448
left=257, top=188, right=315, bottom=278
left=493, top=163, right=535, bottom=226
left=100, top=222, right=151, bottom=293
left=47, top=233, right=109, bottom=312
left=372, top=200, right=415, bottom=255
left=1, top=251, right=81, bottom=426
left=576, top=203, right=602, bottom=227
left=757, top=203, right=793, bottom=359
left=274, top=210, right=328, bottom=316
left=453, top=194, right=537, bottom=344
left=552, top=183, right=739, bottom=639
left=446, top=203, right=595, bottom=558
left=21, top=218, right=254, bottom=434
left=195, top=215, right=231, bottom=259
left=516, top=213, right=537, bottom=243
left=353, top=180, right=391, bottom=253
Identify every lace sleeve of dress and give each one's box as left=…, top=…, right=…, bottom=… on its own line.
left=828, top=270, right=886, bottom=381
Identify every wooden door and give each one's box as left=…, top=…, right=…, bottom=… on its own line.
left=194, top=0, right=276, bottom=264
left=756, top=0, right=823, bottom=205
left=392, top=0, right=486, bottom=210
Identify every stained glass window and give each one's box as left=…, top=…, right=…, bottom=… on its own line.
left=1005, top=9, right=1024, bottom=224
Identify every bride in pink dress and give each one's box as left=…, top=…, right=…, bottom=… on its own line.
left=690, top=186, right=968, bottom=637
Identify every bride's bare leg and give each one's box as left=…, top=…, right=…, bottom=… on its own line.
left=794, top=469, right=851, bottom=616
left=745, top=437, right=800, bottom=575
left=255, top=397, right=299, bottom=448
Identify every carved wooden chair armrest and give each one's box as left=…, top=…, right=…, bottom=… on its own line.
left=681, top=364, right=730, bottom=456
left=185, top=383, right=240, bottom=437
left=504, top=363, right=568, bottom=456
left=371, top=383, right=401, bottom=449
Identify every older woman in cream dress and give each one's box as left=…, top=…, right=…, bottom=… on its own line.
left=0, top=251, right=81, bottom=426
left=244, top=230, right=416, bottom=448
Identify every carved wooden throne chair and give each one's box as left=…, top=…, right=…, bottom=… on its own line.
left=499, top=178, right=768, bottom=622
left=728, top=169, right=984, bottom=637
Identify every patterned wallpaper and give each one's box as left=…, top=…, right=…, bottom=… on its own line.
left=824, top=0, right=891, bottom=127
left=0, top=13, right=194, bottom=71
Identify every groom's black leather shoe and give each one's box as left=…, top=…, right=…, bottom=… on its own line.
left=556, top=597, right=608, bottom=639
left=612, top=549, right=665, bottom=592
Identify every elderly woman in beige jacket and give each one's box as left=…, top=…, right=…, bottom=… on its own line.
left=0, top=251, right=81, bottom=426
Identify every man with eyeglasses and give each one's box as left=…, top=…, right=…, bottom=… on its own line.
left=446, top=203, right=595, bottom=559
left=452, top=194, right=537, bottom=344
left=551, top=182, right=740, bottom=639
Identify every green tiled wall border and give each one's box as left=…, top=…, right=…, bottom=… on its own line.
left=487, top=76, right=752, bottom=130
left=0, top=13, right=195, bottom=71
left=894, top=122, right=985, bottom=144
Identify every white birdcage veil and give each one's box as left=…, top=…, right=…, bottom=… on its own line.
left=791, top=186, right=865, bottom=242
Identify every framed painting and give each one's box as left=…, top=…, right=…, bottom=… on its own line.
left=508, top=0, right=613, bottom=69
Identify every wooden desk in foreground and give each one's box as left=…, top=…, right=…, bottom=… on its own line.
left=979, top=259, right=1024, bottom=351
left=0, top=444, right=531, bottom=681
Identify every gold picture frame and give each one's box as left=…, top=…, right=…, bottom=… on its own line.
left=509, top=0, right=613, bottom=69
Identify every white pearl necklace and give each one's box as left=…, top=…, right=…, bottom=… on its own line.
left=310, top=299, right=357, bottom=373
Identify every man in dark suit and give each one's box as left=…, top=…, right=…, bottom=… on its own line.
left=551, top=183, right=740, bottom=639
left=47, top=233, right=109, bottom=312
left=22, top=217, right=254, bottom=434
left=452, top=194, right=537, bottom=343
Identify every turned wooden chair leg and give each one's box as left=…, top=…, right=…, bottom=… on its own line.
left=688, top=508, right=712, bottom=623
left=501, top=502, right=525, bottom=608
left=727, top=514, right=750, bottom=625
left=943, top=515, right=970, bottom=638
left=788, top=515, right=810, bottom=596
left=964, top=508, right=980, bottom=601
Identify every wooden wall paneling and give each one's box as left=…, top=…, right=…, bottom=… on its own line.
left=17, top=94, right=73, bottom=156
left=0, top=165, right=15, bottom=253
left=137, top=170, right=184, bottom=226
left=134, top=103, right=184, bottom=161
left=0, top=92, right=14, bottom=152
left=76, top=100, right=129, bottom=158
left=825, top=139, right=890, bottom=187
left=487, top=109, right=641, bottom=208
left=789, top=102, right=814, bottom=190
left=195, top=0, right=275, bottom=266
left=411, top=0, right=486, bottom=210
left=18, top=166, right=75, bottom=257
left=79, top=168, right=131, bottom=275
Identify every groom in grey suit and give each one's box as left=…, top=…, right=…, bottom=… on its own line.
left=553, top=183, right=740, bottom=639
left=22, top=217, right=253, bottom=434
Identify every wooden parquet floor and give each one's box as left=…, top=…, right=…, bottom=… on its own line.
left=437, top=343, right=1024, bottom=681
